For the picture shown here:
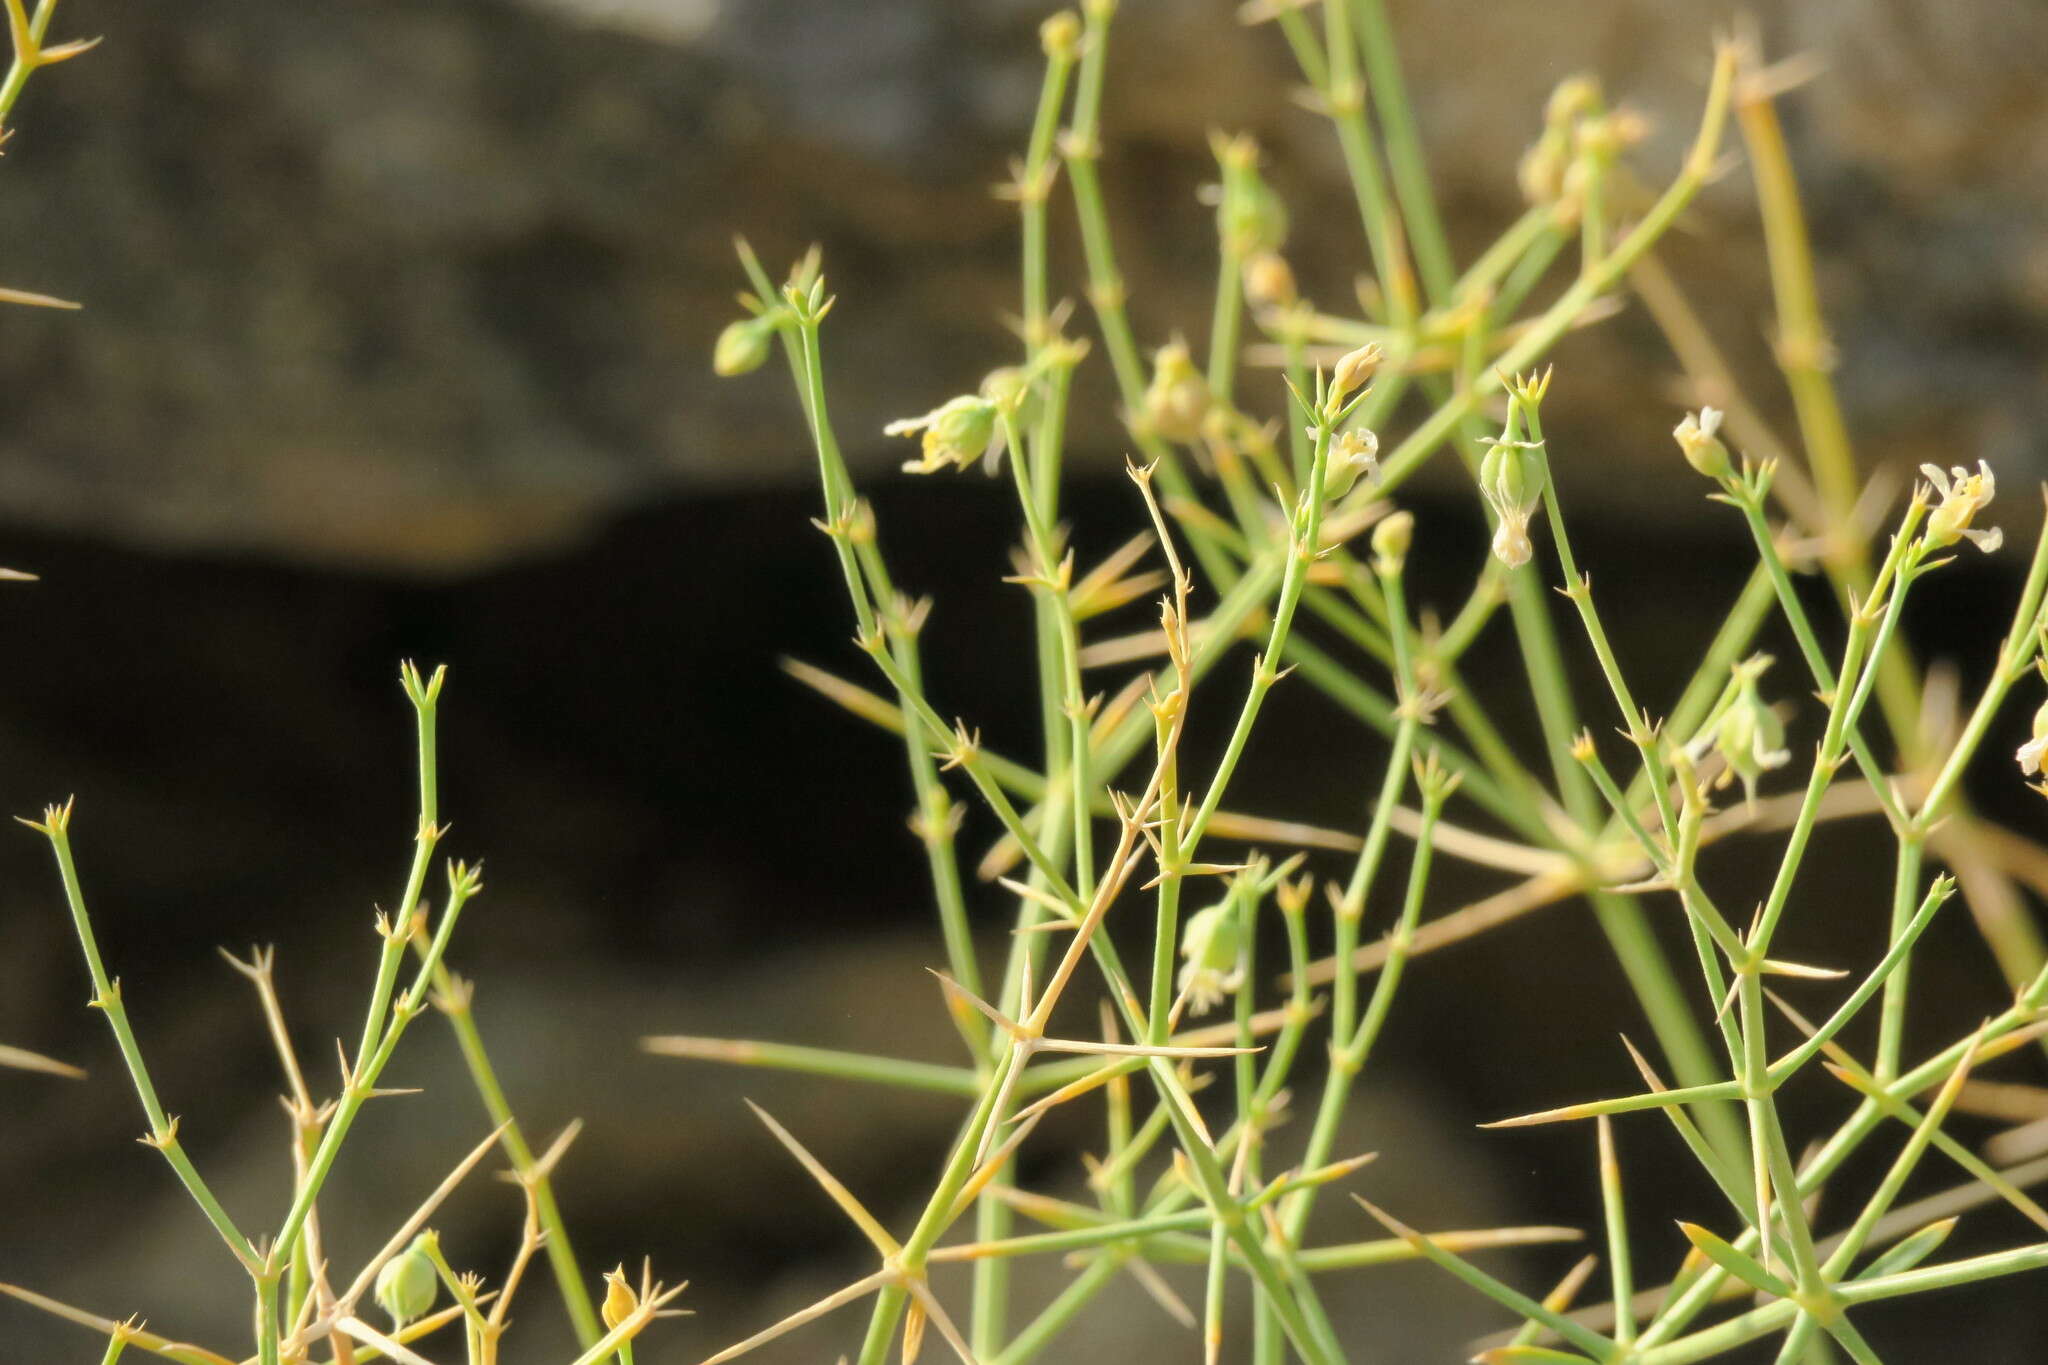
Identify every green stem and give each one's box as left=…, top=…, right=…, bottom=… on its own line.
left=1874, top=837, right=1925, bottom=1083
left=254, top=1274, right=280, bottom=1365
left=276, top=862, right=481, bottom=1261
left=428, top=975, right=602, bottom=1347
left=34, top=813, right=259, bottom=1271
left=0, top=0, right=61, bottom=128
left=1348, top=0, right=1455, bottom=302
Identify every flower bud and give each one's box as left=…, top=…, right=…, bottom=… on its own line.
left=1177, top=902, right=1244, bottom=1016
left=1673, top=407, right=1731, bottom=480
left=1330, top=344, right=1383, bottom=404
left=978, top=362, right=1032, bottom=417
left=1372, top=509, right=1414, bottom=575
left=601, top=1264, right=639, bottom=1333
left=1576, top=108, right=1648, bottom=161
left=1223, top=176, right=1289, bottom=258
left=375, top=1233, right=438, bottom=1327
left=1545, top=75, right=1602, bottom=132
left=1143, top=340, right=1210, bottom=443
left=1040, top=10, right=1081, bottom=59
left=1517, top=137, right=1568, bottom=207
left=1242, top=250, right=1297, bottom=309
left=712, top=316, right=775, bottom=377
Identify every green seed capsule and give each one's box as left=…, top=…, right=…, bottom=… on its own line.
left=1177, top=902, right=1244, bottom=1016
left=375, top=1233, right=438, bottom=1326
left=1712, top=665, right=1788, bottom=807
left=712, top=316, right=775, bottom=377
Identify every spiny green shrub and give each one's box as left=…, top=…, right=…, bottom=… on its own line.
left=13, top=2, right=2048, bottom=1364
left=679, top=4, right=2048, bottom=1363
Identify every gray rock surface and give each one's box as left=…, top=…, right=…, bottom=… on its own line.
left=0, top=0, right=2042, bottom=566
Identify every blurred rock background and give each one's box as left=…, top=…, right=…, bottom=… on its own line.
left=1, top=0, right=2045, bottom=1360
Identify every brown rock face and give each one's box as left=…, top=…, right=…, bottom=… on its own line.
left=1, top=0, right=2043, bottom=570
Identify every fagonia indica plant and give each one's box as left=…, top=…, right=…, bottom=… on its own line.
left=671, top=3, right=2048, bottom=1363
left=14, top=3, right=2048, bottom=1365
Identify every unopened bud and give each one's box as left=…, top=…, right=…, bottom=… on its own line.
left=1222, top=175, right=1288, bottom=257
left=601, top=1265, right=639, bottom=1332
left=1545, top=76, right=1602, bottom=132
left=1326, top=343, right=1383, bottom=416
left=1243, top=250, right=1297, bottom=308
left=1518, top=137, right=1568, bottom=206
left=1372, top=509, right=1414, bottom=575
left=980, top=365, right=1036, bottom=417
left=1577, top=108, right=1648, bottom=160
left=1143, top=340, right=1210, bottom=443
left=1040, top=11, right=1082, bottom=59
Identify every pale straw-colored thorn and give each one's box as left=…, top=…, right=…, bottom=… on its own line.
left=1125, top=1255, right=1196, bottom=1329
left=926, top=970, right=1024, bottom=1040
left=743, top=1101, right=900, bottom=1257
left=1759, top=959, right=1849, bottom=981
left=691, top=1270, right=896, bottom=1365
left=906, top=1279, right=979, bottom=1365
left=1009, top=1063, right=1125, bottom=1124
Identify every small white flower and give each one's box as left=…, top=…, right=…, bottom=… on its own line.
left=1920, top=460, right=2001, bottom=553
left=886, top=395, right=1005, bottom=475
left=1673, top=407, right=1731, bottom=479
left=1491, top=512, right=1534, bottom=569
left=1334, top=427, right=1379, bottom=483
left=2018, top=700, right=2048, bottom=777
